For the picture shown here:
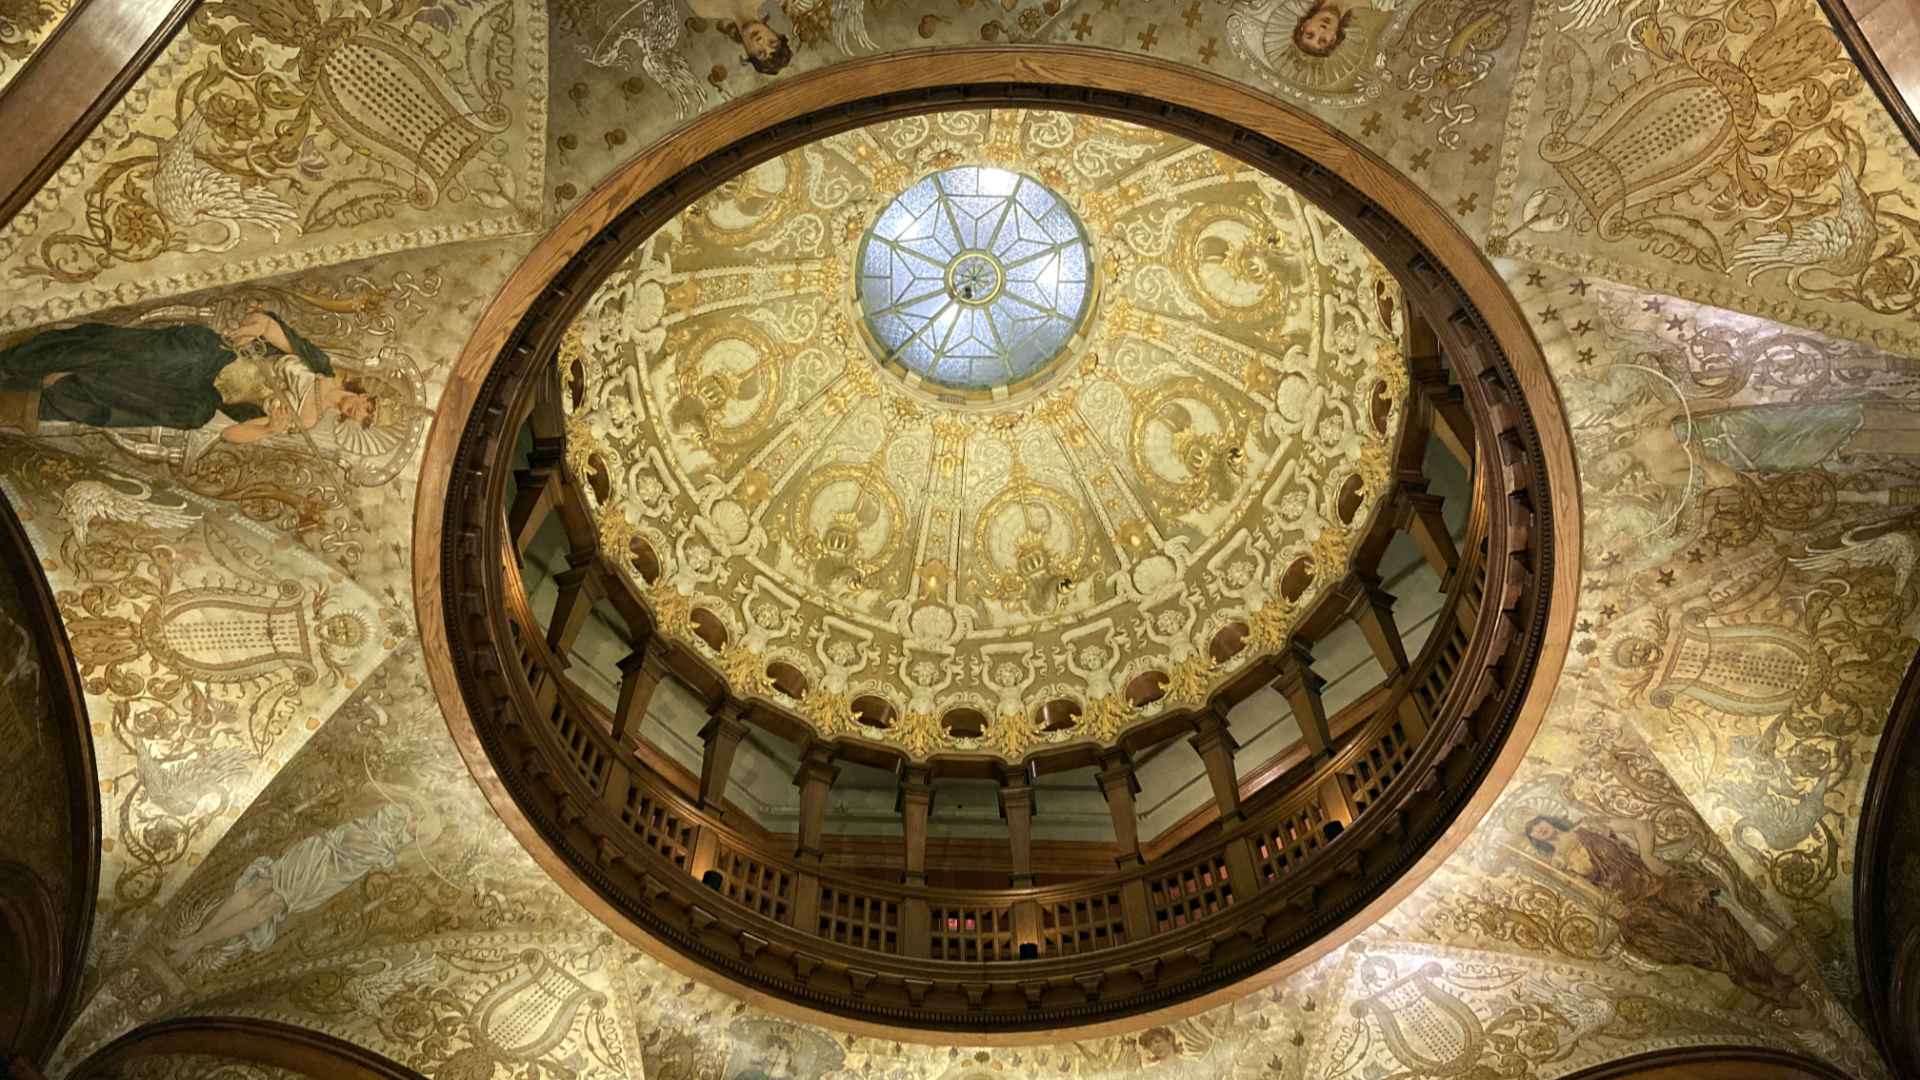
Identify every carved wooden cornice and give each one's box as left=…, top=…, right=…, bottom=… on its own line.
left=1556, top=1044, right=1857, bottom=1080
left=1855, top=649, right=1920, bottom=1076
left=433, top=78, right=1568, bottom=1031
left=0, top=487, right=98, bottom=1065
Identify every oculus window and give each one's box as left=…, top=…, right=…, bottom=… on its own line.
left=856, top=167, right=1094, bottom=393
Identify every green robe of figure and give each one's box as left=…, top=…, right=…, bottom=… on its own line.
left=1676, top=401, right=1865, bottom=473
left=0, top=312, right=331, bottom=430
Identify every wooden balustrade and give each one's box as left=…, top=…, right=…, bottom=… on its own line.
left=474, top=376, right=1511, bottom=1024
left=435, top=79, right=1559, bottom=1030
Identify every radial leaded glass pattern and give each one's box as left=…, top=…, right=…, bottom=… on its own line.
left=857, top=167, right=1094, bottom=391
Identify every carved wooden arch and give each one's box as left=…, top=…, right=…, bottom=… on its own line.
left=415, top=47, right=1579, bottom=1041
left=1854, top=648, right=1920, bottom=1077
left=64, top=1018, right=429, bottom=1080
left=1556, top=1045, right=1858, bottom=1080
left=0, top=486, right=100, bottom=1066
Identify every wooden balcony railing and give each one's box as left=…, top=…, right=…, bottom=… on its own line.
left=436, top=81, right=1560, bottom=1031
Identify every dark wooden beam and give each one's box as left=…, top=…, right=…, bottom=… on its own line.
left=67, top=1017, right=428, bottom=1080
left=0, top=0, right=200, bottom=230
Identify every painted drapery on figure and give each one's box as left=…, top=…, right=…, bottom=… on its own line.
left=1530, top=817, right=1800, bottom=1008
left=0, top=313, right=333, bottom=431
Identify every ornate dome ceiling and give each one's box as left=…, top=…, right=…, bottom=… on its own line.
left=558, top=109, right=1408, bottom=761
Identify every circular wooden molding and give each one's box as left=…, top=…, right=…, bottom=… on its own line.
left=66, top=1018, right=428, bottom=1080
left=0, top=486, right=100, bottom=1064
left=1854, top=648, right=1920, bottom=1074
left=1555, top=1044, right=1858, bottom=1080
left=414, top=46, right=1579, bottom=1041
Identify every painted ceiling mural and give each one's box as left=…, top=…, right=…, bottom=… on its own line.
left=0, top=0, right=1914, bottom=1076
left=564, top=108, right=1407, bottom=761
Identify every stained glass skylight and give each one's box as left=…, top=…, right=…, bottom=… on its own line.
left=856, top=167, right=1094, bottom=392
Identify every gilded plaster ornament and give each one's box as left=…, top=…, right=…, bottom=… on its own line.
left=563, top=109, right=1407, bottom=760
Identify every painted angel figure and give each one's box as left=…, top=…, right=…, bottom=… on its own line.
left=1518, top=813, right=1803, bottom=1009
left=166, top=804, right=414, bottom=965
left=1226, top=0, right=1407, bottom=106
left=586, top=0, right=714, bottom=117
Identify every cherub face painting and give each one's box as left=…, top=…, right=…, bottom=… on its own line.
left=1291, top=0, right=1355, bottom=57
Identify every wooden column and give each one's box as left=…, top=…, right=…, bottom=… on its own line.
left=790, top=741, right=838, bottom=936
left=1189, top=706, right=1260, bottom=901
left=1095, top=751, right=1144, bottom=865
left=1395, top=693, right=1430, bottom=741
left=998, top=767, right=1042, bottom=952
left=793, top=742, right=839, bottom=863
left=898, top=765, right=933, bottom=957
left=898, top=766, right=933, bottom=885
left=696, top=700, right=749, bottom=817
left=1096, top=750, right=1152, bottom=942
left=1408, top=322, right=1474, bottom=466
left=1350, top=575, right=1409, bottom=677
left=611, top=637, right=668, bottom=743
left=544, top=552, right=605, bottom=659
left=1319, top=773, right=1357, bottom=829
left=998, top=770, right=1037, bottom=886
left=507, top=438, right=566, bottom=555
left=1189, top=705, right=1244, bottom=823
left=1272, top=643, right=1332, bottom=759
left=1397, top=487, right=1460, bottom=584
